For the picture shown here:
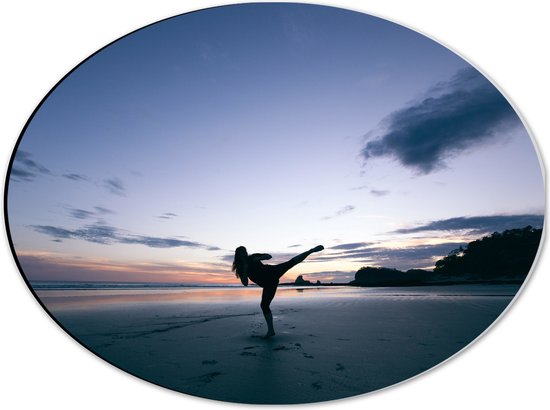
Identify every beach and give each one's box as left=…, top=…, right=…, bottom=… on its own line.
left=36, top=284, right=518, bottom=404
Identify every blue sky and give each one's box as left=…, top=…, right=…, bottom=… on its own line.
left=6, top=3, right=544, bottom=284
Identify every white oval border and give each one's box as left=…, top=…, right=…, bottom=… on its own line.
left=2, top=1, right=548, bottom=409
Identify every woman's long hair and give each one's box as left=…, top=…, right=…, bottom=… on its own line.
left=232, top=246, right=248, bottom=279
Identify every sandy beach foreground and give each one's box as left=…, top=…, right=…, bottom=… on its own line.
left=36, top=285, right=518, bottom=404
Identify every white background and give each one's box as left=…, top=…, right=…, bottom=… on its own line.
left=1, top=1, right=548, bottom=409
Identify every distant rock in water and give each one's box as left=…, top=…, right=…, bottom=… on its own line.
left=294, top=275, right=312, bottom=286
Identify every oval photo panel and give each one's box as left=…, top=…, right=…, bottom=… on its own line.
left=5, top=2, right=545, bottom=405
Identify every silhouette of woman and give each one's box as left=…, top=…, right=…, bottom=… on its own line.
left=232, top=245, right=324, bottom=338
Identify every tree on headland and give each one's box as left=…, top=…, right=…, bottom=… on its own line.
left=433, top=226, right=542, bottom=280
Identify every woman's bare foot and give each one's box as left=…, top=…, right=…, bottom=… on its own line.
left=262, top=330, right=276, bottom=339
left=311, top=245, right=324, bottom=253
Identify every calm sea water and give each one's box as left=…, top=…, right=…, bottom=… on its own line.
left=30, top=281, right=522, bottom=312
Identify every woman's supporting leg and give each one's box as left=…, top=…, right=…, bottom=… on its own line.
left=260, top=285, right=277, bottom=338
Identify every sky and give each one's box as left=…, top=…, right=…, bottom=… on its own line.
left=6, top=3, right=545, bottom=284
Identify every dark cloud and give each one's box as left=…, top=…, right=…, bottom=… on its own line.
left=62, top=173, right=89, bottom=182
left=288, top=244, right=302, bottom=248
left=103, top=178, right=126, bottom=196
left=31, top=222, right=219, bottom=250
left=362, top=67, right=521, bottom=174
left=393, top=214, right=544, bottom=235
left=322, top=205, right=355, bottom=220
left=10, top=150, right=52, bottom=182
left=157, top=213, right=178, bottom=220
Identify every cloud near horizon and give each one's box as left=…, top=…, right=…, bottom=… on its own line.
left=31, top=222, right=220, bottom=250
left=318, top=241, right=467, bottom=270
left=330, top=242, right=373, bottom=250
left=362, top=67, right=521, bottom=174
left=393, top=214, right=544, bottom=235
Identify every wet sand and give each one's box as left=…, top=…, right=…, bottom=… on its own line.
left=38, top=285, right=517, bottom=404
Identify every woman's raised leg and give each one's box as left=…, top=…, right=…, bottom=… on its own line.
left=276, top=245, right=324, bottom=278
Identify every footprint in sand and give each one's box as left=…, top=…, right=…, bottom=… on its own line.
left=303, top=353, right=314, bottom=359
left=240, top=351, right=257, bottom=357
left=336, top=363, right=345, bottom=371
left=185, top=371, right=223, bottom=389
left=199, top=372, right=222, bottom=384
left=311, top=381, right=322, bottom=390
left=201, top=360, right=218, bottom=365
left=273, top=345, right=289, bottom=351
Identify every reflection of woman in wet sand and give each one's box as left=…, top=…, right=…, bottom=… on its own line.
left=232, top=245, right=324, bottom=338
